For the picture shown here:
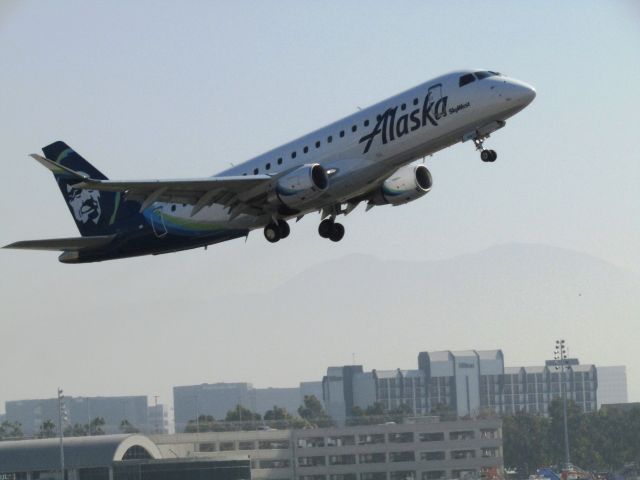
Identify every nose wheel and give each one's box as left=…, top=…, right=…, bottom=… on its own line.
left=318, top=219, right=345, bottom=242
left=474, top=137, right=497, bottom=162
left=264, top=219, right=290, bottom=243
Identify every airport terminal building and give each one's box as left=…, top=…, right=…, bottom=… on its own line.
left=0, top=434, right=250, bottom=480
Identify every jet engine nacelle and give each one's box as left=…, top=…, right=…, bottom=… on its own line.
left=370, top=164, right=432, bottom=206
left=268, top=163, right=329, bottom=208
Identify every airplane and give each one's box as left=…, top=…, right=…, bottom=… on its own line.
left=4, top=69, right=535, bottom=263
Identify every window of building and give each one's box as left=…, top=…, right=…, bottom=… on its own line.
left=420, top=432, right=444, bottom=442
left=480, top=429, right=498, bottom=439
left=79, top=468, right=109, bottom=480
left=389, top=432, right=414, bottom=443
left=420, top=451, right=445, bottom=461
left=199, top=442, right=216, bottom=452
left=451, top=470, right=477, bottom=480
left=315, top=141, right=321, bottom=148
left=359, top=453, right=386, bottom=464
left=359, top=433, right=385, bottom=445
left=390, top=451, right=415, bottom=462
left=361, top=473, right=387, bottom=480
left=239, top=441, right=255, bottom=450
left=219, top=441, right=235, bottom=451
left=422, top=472, right=446, bottom=480
left=327, top=435, right=355, bottom=446
left=329, top=454, right=357, bottom=465
left=298, top=437, right=324, bottom=448
left=300, top=476, right=326, bottom=480
left=259, top=459, right=290, bottom=469
left=481, top=447, right=499, bottom=458
left=299, top=456, right=326, bottom=467
left=259, top=439, right=290, bottom=449
left=449, top=431, right=475, bottom=441
left=122, top=445, right=153, bottom=459
left=331, top=475, right=357, bottom=480
left=451, top=450, right=476, bottom=460
left=459, top=74, right=475, bottom=87
left=389, top=471, right=415, bottom=480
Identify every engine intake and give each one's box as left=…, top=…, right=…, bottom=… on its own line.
left=269, top=163, right=329, bottom=208
left=370, top=164, right=432, bottom=206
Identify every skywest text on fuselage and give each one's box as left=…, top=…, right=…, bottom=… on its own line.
left=359, top=86, right=462, bottom=154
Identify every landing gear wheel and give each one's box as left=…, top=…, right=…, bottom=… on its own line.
left=481, top=149, right=497, bottom=162
left=329, top=222, right=345, bottom=242
left=264, top=223, right=280, bottom=243
left=489, top=150, right=497, bottom=162
left=318, top=219, right=334, bottom=238
left=278, top=220, right=290, bottom=239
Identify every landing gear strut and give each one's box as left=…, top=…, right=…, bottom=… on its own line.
left=264, top=219, right=290, bottom=243
left=474, top=137, right=497, bottom=162
left=318, top=218, right=345, bottom=242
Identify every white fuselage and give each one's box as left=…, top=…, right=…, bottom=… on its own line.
left=159, top=70, right=535, bottom=232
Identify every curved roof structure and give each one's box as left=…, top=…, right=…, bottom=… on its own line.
left=0, top=434, right=162, bottom=473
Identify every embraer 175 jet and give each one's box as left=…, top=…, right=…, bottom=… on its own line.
left=5, top=70, right=535, bottom=263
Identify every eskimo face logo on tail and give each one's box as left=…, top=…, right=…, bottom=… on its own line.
left=66, top=174, right=101, bottom=224
left=359, top=88, right=449, bottom=154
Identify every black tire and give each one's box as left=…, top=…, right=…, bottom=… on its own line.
left=329, top=222, right=345, bottom=242
left=278, top=220, right=290, bottom=239
left=264, top=224, right=280, bottom=243
left=489, top=150, right=497, bottom=162
left=318, top=219, right=333, bottom=238
left=480, top=150, right=491, bottom=162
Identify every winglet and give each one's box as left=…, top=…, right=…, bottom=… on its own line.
left=30, top=153, right=90, bottom=181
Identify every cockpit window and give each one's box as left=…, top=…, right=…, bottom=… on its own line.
left=474, top=71, right=499, bottom=80
left=459, top=74, right=475, bottom=87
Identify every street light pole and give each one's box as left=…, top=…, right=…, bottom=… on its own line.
left=57, top=388, right=65, bottom=479
left=554, top=340, right=571, bottom=469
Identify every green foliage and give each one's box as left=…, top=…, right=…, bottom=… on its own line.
left=225, top=404, right=262, bottom=422
left=298, top=395, right=335, bottom=427
left=346, top=402, right=414, bottom=426
left=430, top=402, right=457, bottom=421
left=0, top=420, right=23, bottom=440
left=38, top=419, right=57, bottom=438
left=88, top=417, right=106, bottom=435
left=119, top=419, right=139, bottom=433
left=503, top=400, right=640, bottom=473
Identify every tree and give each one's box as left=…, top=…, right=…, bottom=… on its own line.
left=64, top=423, right=89, bottom=437
left=503, top=411, right=550, bottom=475
left=0, top=420, right=23, bottom=440
left=225, top=404, right=261, bottom=422
left=119, top=419, right=139, bottom=433
left=430, top=402, right=457, bottom=421
left=38, top=419, right=57, bottom=438
left=89, top=417, right=106, bottom=435
left=264, top=405, right=291, bottom=421
left=298, top=395, right=334, bottom=427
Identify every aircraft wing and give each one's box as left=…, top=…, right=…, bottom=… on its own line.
left=31, top=154, right=275, bottom=218
left=3, top=235, right=116, bottom=251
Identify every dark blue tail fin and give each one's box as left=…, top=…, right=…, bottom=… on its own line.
left=42, top=141, right=138, bottom=237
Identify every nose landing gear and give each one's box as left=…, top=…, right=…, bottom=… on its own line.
left=474, top=137, right=497, bottom=162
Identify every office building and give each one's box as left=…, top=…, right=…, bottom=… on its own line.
left=596, top=366, right=628, bottom=408
left=151, top=417, right=503, bottom=480
left=148, top=403, right=172, bottom=434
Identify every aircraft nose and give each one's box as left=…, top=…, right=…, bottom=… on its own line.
left=511, top=81, right=536, bottom=106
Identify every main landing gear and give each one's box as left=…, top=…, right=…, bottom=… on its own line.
left=474, top=137, right=497, bottom=162
left=318, top=218, right=345, bottom=242
left=263, top=220, right=290, bottom=243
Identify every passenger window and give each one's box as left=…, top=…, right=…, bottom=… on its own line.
left=364, top=120, right=369, bottom=127
left=315, top=141, right=320, bottom=148
left=459, top=74, right=475, bottom=87
left=303, top=146, right=309, bottom=153
left=253, top=168, right=258, bottom=174
left=266, top=163, right=271, bottom=170
left=243, top=173, right=247, bottom=176
left=352, top=125, right=357, bottom=132
left=340, top=130, right=345, bottom=137
left=277, top=158, right=283, bottom=165
left=291, top=152, right=296, bottom=159
left=413, top=98, right=419, bottom=105
left=171, top=205, right=176, bottom=212
left=327, top=136, right=333, bottom=143
left=401, top=103, right=406, bottom=111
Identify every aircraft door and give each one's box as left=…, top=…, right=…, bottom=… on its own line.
left=151, top=207, right=168, bottom=238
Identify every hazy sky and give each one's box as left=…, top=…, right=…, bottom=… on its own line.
left=1, top=1, right=639, bottom=412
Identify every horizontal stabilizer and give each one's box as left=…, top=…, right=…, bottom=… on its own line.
left=3, top=235, right=116, bottom=252
left=29, top=153, right=89, bottom=181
